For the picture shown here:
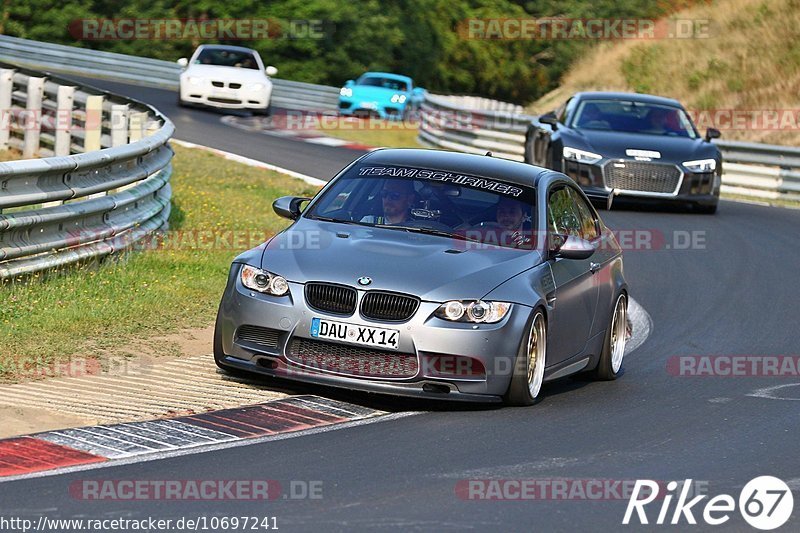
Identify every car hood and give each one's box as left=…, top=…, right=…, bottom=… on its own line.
left=183, top=64, right=268, bottom=83
left=350, top=85, right=406, bottom=102
left=569, top=129, right=717, bottom=161
left=258, top=219, right=541, bottom=302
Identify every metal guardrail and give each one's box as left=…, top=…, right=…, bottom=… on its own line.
left=418, top=93, right=533, bottom=161
left=0, top=63, right=174, bottom=279
left=418, top=94, right=800, bottom=202
left=0, top=34, right=340, bottom=112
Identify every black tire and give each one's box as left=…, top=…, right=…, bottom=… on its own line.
left=695, top=203, right=718, bottom=215
left=253, top=104, right=272, bottom=117
left=504, top=309, right=547, bottom=406
left=591, top=293, right=627, bottom=381
left=523, top=132, right=534, bottom=164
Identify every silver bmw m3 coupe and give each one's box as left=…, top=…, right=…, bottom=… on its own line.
left=214, top=149, right=628, bottom=405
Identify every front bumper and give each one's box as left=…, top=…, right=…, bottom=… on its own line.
left=180, top=81, right=271, bottom=110
left=215, top=266, right=533, bottom=402
left=562, top=157, right=720, bottom=205
left=338, top=98, right=405, bottom=120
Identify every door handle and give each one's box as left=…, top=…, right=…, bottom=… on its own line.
left=590, top=262, right=601, bottom=274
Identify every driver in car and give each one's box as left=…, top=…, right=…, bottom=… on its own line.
left=361, top=179, right=416, bottom=225
left=496, top=197, right=532, bottom=248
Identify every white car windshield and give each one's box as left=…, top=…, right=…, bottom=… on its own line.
left=194, top=49, right=259, bottom=70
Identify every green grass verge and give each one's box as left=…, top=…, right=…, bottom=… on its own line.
left=0, top=144, right=319, bottom=381
left=321, top=118, right=421, bottom=148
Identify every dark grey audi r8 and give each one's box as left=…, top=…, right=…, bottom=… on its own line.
left=525, top=91, right=722, bottom=213
left=214, top=149, right=628, bottom=405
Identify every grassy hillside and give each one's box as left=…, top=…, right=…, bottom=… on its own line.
left=529, top=0, right=800, bottom=145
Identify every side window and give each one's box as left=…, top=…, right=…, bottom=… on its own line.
left=568, top=188, right=600, bottom=241
left=548, top=187, right=582, bottom=238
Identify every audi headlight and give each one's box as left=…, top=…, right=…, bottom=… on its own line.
left=390, top=94, right=407, bottom=104
left=340, top=87, right=353, bottom=97
left=563, top=146, right=602, bottom=164
left=435, top=300, right=512, bottom=324
left=240, top=265, right=289, bottom=296
left=187, top=76, right=203, bottom=86
left=682, top=158, right=716, bottom=172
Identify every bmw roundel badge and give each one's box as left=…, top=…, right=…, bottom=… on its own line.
left=357, top=276, right=372, bottom=286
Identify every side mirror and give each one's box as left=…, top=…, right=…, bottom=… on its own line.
left=177, top=58, right=189, bottom=67
left=412, top=87, right=425, bottom=96
left=551, top=234, right=594, bottom=260
left=273, top=196, right=310, bottom=220
left=705, top=127, right=721, bottom=141
left=265, top=66, right=278, bottom=77
left=344, top=79, right=355, bottom=87
left=539, top=112, right=559, bottom=130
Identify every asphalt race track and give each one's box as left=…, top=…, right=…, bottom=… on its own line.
left=3, top=78, right=799, bottom=531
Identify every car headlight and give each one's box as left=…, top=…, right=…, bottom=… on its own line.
left=187, top=76, right=203, bottom=86
left=682, top=158, right=716, bottom=172
left=435, top=300, right=512, bottom=324
left=340, top=87, right=353, bottom=98
left=563, top=146, right=603, bottom=164
left=240, top=264, right=289, bottom=296
left=249, top=83, right=264, bottom=91
left=390, top=94, right=407, bottom=104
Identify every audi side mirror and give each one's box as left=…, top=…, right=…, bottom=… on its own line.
left=539, top=112, right=559, bottom=130
left=705, top=127, right=721, bottom=142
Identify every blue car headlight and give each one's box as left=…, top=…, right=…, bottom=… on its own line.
left=682, top=158, right=716, bottom=172
left=241, top=264, right=289, bottom=296
left=435, top=300, right=512, bottom=323
left=390, top=94, right=407, bottom=104
left=340, top=87, right=353, bottom=98
left=563, top=146, right=603, bottom=164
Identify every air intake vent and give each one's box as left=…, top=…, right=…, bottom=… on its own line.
left=286, top=338, right=418, bottom=378
left=235, top=325, right=280, bottom=348
left=305, top=283, right=357, bottom=315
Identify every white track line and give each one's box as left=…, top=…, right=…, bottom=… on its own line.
left=171, top=138, right=326, bottom=187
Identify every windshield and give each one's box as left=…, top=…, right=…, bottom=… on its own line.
left=194, top=48, right=260, bottom=70
left=306, top=165, right=537, bottom=250
left=571, top=99, right=698, bottom=138
left=357, top=76, right=410, bottom=92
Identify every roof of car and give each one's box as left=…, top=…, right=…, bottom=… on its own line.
left=356, top=148, right=551, bottom=188
left=197, top=44, right=259, bottom=54
left=573, top=91, right=684, bottom=108
left=360, top=72, right=413, bottom=82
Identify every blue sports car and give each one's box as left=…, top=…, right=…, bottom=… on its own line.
left=338, top=72, right=425, bottom=120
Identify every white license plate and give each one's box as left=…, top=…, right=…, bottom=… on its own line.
left=310, top=318, right=399, bottom=350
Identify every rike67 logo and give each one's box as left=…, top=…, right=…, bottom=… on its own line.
left=623, top=476, right=794, bottom=530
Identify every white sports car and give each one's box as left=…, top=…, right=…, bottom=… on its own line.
left=177, top=44, right=278, bottom=115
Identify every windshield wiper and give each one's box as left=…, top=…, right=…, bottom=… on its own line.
left=307, top=215, right=361, bottom=225
left=374, top=224, right=481, bottom=243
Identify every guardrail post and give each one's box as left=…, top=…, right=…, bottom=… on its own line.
left=128, top=111, right=146, bottom=142
left=54, top=85, right=75, bottom=157
left=0, top=69, right=13, bottom=150
left=84, top=94, right=103, bottom=152
left=110, top=104, right=128, bottom=147
left=23, top=76, right=45, bottom=158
